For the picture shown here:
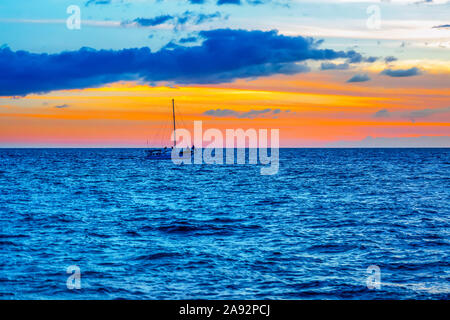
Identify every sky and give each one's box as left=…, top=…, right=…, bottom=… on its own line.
left=0, top=0, right=449, bottom=147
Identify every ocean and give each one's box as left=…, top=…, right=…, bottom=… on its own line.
left=0, top=148, right=449, bottom=299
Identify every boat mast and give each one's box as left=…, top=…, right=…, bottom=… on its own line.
left=172, top=99, right=176, bottom=147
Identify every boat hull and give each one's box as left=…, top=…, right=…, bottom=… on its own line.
left=144, top=149, right=195, bottom=160
left=144, top=148, right=172, bottom=160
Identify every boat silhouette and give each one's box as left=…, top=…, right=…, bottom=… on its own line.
left=145, top=99, right=193, bottom=160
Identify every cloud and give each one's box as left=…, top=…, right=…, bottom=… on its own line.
left=204, top=108, right=290, bottom=118
left=384, top=56, right=398, bottom=63
left=124, top=13, right=209, bottom=27
left=54, top=104, right=70, bottom=109
left=240, top=108, right=273, bottom=118
left=320, top=62, right=349, bottom=70
left=432, top=24, right=450, bottom=29
left=179, top=36, right=198, bottom=43
left=204, top=109, right=240, bottom=117
left=132, top=15, right=173, bottom=27
left=345, top=50, right=377, bottom=64
left=381, top=67, right=421, bottom=77
left=408, top=106, right=450, bottom=120
left=216, top=0, right=281, bottom=5
left=122, top=11, right=224, bottom=28
left=347, top=74, right=370, bottom=83
left=85, top=0, right=113, bottom=6
left=217, top=0, right=241, bottom=4
left=0, top=28, right=364, bottom=96
left=87, top=0, right=275, bottom=6
left=195, top=12, right=222, bottom=24
left=372, top=107, right=450, bottom=121
left=364, top=56, right=378, bottom=63
left=373, top=109, right=390, bottom=118
left=400, top=41, right=408, bottom=48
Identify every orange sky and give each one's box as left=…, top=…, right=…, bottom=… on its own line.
left=0, top=73, right=449, bottom=147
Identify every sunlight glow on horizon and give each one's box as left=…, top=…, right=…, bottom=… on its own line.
left=1, top=74, right=449, bottom=147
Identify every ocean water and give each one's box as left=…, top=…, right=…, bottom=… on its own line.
left=0, top=148, right=449, bottom=300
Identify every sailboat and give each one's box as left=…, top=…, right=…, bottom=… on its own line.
left=145, top=99, right=179, bottom=160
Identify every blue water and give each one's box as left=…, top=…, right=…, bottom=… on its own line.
left=0, top=148, right=449, bottom=299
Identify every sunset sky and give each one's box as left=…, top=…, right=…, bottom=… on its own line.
left=0, top=0, right=449, bottom=147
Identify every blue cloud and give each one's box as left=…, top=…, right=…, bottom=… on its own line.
left=408, top=107, right=450, bottom=120
left=0, top=29, right=363, bottom=96
left=320, top=62, right=349, bottom=70
left=381, top=67, right=421, bottom=77
left=85, top=0, right=113, bottom=6
left=344, top=50, right=378, bottom=64
left=195, top=12, right=222, bottom=24
left=204, top=108, right=289, bottom=118
left=373, top=109, right=390, bottom=118
left=384, top=56, right=398, bottom=63
left=217, top=0, right=241, bottom=4
left=204, top=109, right=240, bottom=117
left=54, top=104, right=70, bottom=109
left=179, top=36, right=199, bottom=43
left=123, top=11, right=223, bottom=28
left=133, top=15, right=173, bottom=27
left=247, top=0, right=269, bottom=4
left=432, top=24, right=450, bottom=29
left=347, top=74, right=370, bottom=83
left=372, top=107, right=450, bottom=121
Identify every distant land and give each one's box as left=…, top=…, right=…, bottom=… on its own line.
left=327, top=136, right=450, bottom=148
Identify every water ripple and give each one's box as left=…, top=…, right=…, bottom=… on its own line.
left=0, top=148, right=449, bottom=299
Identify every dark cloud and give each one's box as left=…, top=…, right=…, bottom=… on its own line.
left=85, top=0, right=113, bottom=6
left=384, top=56, right=398, bottom=63
left=432, top=24, right=450, bottom=29
left=246, top=0, right=276, bottom=4
left=133, top=15, right=173, bottom=27
left=179, top=36, right=199, bottom=43
left=372, top=107, right=450, bottom=122
left=364, top=56, right=378, bottom=63
left=345, top=50, right=363, bottom=63
left=195, top=12, right=222, bottom=24
left=347, top=74, right=370, bottom=83
left=345, top=50, right=378, bottom=64
left=0, top=29, right=365, bottom=96
left=381, top=67, right=421, bottom=77
left=204, top=108, right=290, bottom=118
left=87, top=0, right=280, bottom=7
left=54, top=104, right=70, bottom=109
left=320, top=62, right=349, bottom=70
left=242, top=0, right=283, bottom=4
left=217, top=0, right=241, bottom=4
left=373, top=109, right=390, bottom=118
left=240, top=108, right=273, bottom=118
left=408, top=107, right=450, bottom=120
left=123, top=11, right=223, bottom=28
left=204, top=109, right=240, bottom=117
